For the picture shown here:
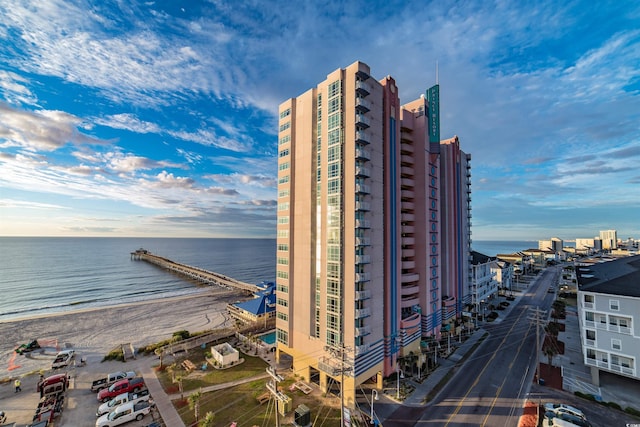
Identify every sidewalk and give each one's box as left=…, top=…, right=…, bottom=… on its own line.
left=139, top=358, right=185, bottom=427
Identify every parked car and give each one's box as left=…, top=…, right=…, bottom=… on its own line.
left=96, top=389, right=150, bottom=417
left=97, top=377, right=145, bottom=402
left=544, top=403, right=586, bottom=420
left=51, top=349, right=75, bottom=369
left=544, top=411, right=592, bottom=427
left=91, top=371, right=137, bottom=392
left=38, top=373, right=69, bottom=397
left=95, top=401, right=151, bottom=427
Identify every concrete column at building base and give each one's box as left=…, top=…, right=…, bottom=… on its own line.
left=590, top=366, right=600, bottom=387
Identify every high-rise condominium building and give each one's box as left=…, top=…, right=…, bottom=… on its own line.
left=600, top=230, right=618, bottom=250
left=275, top=61, right=471, bottom=404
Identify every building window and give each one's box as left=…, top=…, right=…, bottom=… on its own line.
left=277, top=312, right=288, bottom=321
left=277, top=298, right=288, bottom=307
left=586, top=330, right=596, bottom=340
left=276, top=283, right=288, bottom=293
left=610, top=300, right=619, bottom=311
left=584, top=294, right=594, bottom=303
left=279, top=121, right=291, bottom=132
left=277, top=271, right=288, bottom=280
left=278, top=203, right=289, bottom=211
left=279, top=148, right=289, bottom=158
left=585, top=311, right=594, bottom=321
left=277, top=216, right=289, bottom=224
left=611, top=339, right=621, bottom=350
left=276, top=328, right=288, bottom=345
left=280, top=108, right=291, bottom=119
left=277, top=229, right=289, bottom=238
left=278, top=189, right=289, bottom=198
left=279, top=162, right=290, bottom=171
left=277, top=243, right=288, bottom=251
left=279, top=135, right=290, bottom=145
left=277, top=257, right=289, bottom=265
left=278, top=175, right=289, bottom=184
left=328, top=80, right=342, bottom=98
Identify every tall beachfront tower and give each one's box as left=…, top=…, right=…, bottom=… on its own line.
left=275, top=60, right=470, bottom=405
left=599, top=229, right=618, bottom=250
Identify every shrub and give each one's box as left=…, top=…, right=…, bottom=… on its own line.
left=173, top=330, right=191, bottom=341
left=625, top=407, right=640, bottom=417
left=607, top=401, right=621, bottom=410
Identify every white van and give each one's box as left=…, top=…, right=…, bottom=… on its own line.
left=543, top=403, right=586, bottom=420
left=95, top=401, right=151, bottom=427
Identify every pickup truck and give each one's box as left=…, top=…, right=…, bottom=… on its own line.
left=91, top=371, right=137, bottom=392
left=95, top=401, right=151, bottom=427
left=96, top=389, right=150, bottom=417
left=51, top=349, right=75, bottom=369
left=97, top=377, right=145, bottom=402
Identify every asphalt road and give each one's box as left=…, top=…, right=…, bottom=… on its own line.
left=383, top=268, right=562, bottom=426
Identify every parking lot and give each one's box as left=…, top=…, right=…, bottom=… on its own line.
left=0, top=357, right=162, bottom=427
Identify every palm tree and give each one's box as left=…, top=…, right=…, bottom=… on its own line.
left=167, top=362, right=178, bottom=383
left=199, top=411, right=215, bottom=427
left=176, top=375, right=184, bottom=399
left=154, top=348, right=164, bottom=369
left=188, top=391, right=202, bottom=423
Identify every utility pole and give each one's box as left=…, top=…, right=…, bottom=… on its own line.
left=325, top=345, right=353, bottom=426
left=265, top=366, right=284, bottom=427
left=528, top=307, right=547, bottom=383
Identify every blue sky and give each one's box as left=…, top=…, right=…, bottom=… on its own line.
left=0, top=1, right=638, bottom=241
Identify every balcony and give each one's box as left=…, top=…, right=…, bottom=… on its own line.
left=355, top=113, right=370, bottom=128
left=401, top=177, right=415, bottom=187
left=402, top=260, right=416, bottom=269
left=609, top=324, right=631, bottom=334
left=401, top=284, right=419, bottom=295
left=355, top=219, right=371, bottom=228
left=356, top=166, right=371, bottom=177
left=355, top=236, right=371, bottom=246
left=355, top=307, right=371, bottom=319
left=401, top=273, right=420, bottom=283
left=355, top=325, right=371, bottom=337
left=355, top=130, right=370, bottom=145
left=401, top=213, right=415, bottom=222
left=355, top=201, right=371, bottom=211
left=354, top=343, right=370, bottom=356
left=401, top=142, right=414, bottom=153
left=402, top=236, right=415, bottom=246
left=403, top=248, right=415, bottom=257
left=401, top=295, right=420, bottom=308
left=355, top=97, right=371, bottom=112
left=400, top=166, right=414, bottom=176
left=402, top=225, right=415, bottom=234
left=355, top=183, right=371, bottom=194
left=355, top=272, right=370, bottom=282
left=401, top=190, right=414, bottom=200
left=355, top=289, right=371, bottom=300
left=401, top=201, right=415, bottom=211
left=401, top=154, right=414, bottom=165
left=355, top=80, right=371, bottom=96
left=355, top=148, right=371, bottom=161
left=355, top=254, right=371, bottom=264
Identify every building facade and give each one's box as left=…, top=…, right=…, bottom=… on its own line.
left=600, top=230, right=618, bottom=250
left=576, top=237, right=603, bottom=255
left=275, top=61, right=471, bottom=404
left=576, top=255, right=640, bottom=385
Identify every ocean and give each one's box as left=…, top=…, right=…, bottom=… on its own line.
left=0, top=237, right=276, bottom=322
left=0, top=237, right=558, bottom=322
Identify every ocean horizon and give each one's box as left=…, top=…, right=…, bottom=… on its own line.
left=0, top=237, right=558, bottom=322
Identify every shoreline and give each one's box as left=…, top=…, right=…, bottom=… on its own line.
left=0, top=286, right=229, bottom=324
left=1, top=287, right=248, bottom=381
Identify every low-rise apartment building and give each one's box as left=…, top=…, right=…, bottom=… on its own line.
left=576, top=255, right=640, bottom=385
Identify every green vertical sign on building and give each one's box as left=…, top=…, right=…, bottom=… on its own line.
left=427, top=84, right=440, bottom=144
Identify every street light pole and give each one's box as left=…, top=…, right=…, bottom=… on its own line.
left=370, top=389, right=378, bottom=424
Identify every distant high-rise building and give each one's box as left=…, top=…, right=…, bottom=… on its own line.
left=600, top=230, right=618, bottom=250
left=576, top=237, right=603, bottom=254
left=538, top=237, right=563, bottom=253
left=275, top=61, right=471, bottom=403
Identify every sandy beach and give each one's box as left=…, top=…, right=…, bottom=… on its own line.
left=1, top=287, right=245, bottom=378
left=0, top=287, right=249, bottom=426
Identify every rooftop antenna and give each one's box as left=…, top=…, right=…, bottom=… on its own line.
left=436, top=60, right=439, bottom=85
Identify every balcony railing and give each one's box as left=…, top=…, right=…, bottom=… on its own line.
left=355, top=289, right=371, bottom=300
left=356, top=166, right=371, bottom=177
left=355, top=254, right=371, bottom=264
left=355, top=201, right=371, bottom=211
left=354, top=343, right=370, bottom=356
left=355, top=80, right=371, bottom=96
left=355, top=183, right=371, bottom=194
left=355, top=148, right=371, bottom=160
left=355, top=114, right=370, bottom=128
left=355, top=307, right=371, bottom=319
left=355, top=236, right=371, bottom=246
left=356, top=97, right=371, bottom=112
left=355, top=130, right=370, bottom=145
left=355, top=325, right=371, bottom=337
left=355, top=272, right=370, bottom=282
left=355, top=219, right=371, bottom=229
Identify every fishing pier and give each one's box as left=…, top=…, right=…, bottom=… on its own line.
left=131, top=248, right=261, bottom=294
